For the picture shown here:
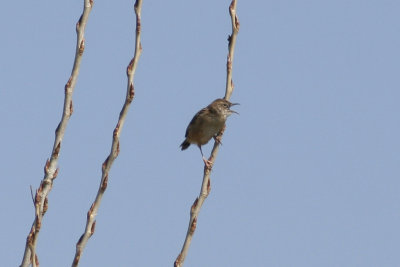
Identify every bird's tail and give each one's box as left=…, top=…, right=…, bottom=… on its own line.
left=180, top=140, right=190, bottom=150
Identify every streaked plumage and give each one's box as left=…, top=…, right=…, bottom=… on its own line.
left=180, top=98, right=238, bottom=166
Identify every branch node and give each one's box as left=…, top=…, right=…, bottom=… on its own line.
left=235, top=15, right=240, bottom=31
left=65, top=76, right=72, bottom=93
left=76, top=16, right=82, bottom=32
left=53, top=142, right=61, bottom=159
left=227, top=56, right=232, bottom=71
left=128, top=82, right=135, bottom=102
left=55, top=122, right=61, bottom=135
left=43, top=197, right=48, bottom=215
left=102, top=157, right=109, bottom=172
left=136, top=18, right=141, bottom=34
left=189, top=217, right=197, bottom=235
left=229, top=0, right=235, bottom=11
left=44, top=159, right=50, bottom=175
left=77, top=235, right=84, bottom=246
left=79, top=39, right=85, bottom=55
left=69, top=100, right=74, bottom=116
left=27, top=227, right=35, bottom=245
left=113, top=122, right=120, bottom=138
left=191, top=198, right=198, bottom=215
left=52, top=168, right=59, bottom=179
left=101, top=174, right=108, bottom=191
left=35, top=215, right=42, bottom=231
left=127, top=58, right=134, bottom=75
left=87, top=203, right=94, bottom=220
left=90, top=220, right=96, bottom=236
left=115, top=141, right=120, bottom=157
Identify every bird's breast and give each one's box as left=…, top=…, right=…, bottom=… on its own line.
left=186, top=116, right=225, bottom=146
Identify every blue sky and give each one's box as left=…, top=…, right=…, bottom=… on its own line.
left=1, top=0, right=400, bottom=266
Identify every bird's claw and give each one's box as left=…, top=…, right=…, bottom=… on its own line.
left=202, top=157, right=213, bottom=169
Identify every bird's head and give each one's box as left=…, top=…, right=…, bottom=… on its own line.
left=210, top=98, right=239, bottom=118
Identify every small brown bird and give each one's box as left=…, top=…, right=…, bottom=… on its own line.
left=180, top=98, right=238, bottom=167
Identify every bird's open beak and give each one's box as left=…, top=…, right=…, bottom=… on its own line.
left=230, top=103, right=239, bottom=115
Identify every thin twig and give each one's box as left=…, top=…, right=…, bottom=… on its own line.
left=19, top=1, right=93, bottom=266
left=174, top=1, right=240, bottom=266
left=29, top=186, right=35, bottom=205
left=71, top=1, right=143, bottom=266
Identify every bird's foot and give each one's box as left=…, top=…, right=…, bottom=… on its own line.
left=202, top=157, right=213, bottom=169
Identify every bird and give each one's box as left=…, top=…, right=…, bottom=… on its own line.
left=180, top=98, right=238, bottom=168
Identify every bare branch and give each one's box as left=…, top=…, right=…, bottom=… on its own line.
left=175, top=1, right=240, bottom=266
left=19, top=1, right=93, bottom=266
left=225, top=0, right=240, bottom=100
left=71, top=1, right=143, bottom=266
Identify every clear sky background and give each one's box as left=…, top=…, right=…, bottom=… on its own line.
left=1, top=0, right=400, bottom=266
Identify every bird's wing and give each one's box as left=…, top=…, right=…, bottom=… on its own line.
left=185, top=107, right=207, bottom=137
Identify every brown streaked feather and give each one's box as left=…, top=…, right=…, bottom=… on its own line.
left=185, top=107, right=207, bottom=138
